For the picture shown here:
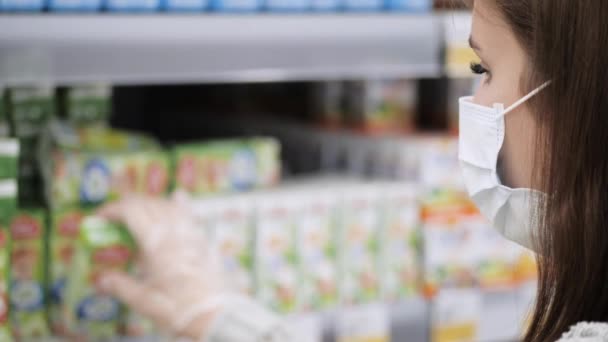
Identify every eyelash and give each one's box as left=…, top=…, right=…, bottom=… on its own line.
left=470, top=62, right=489, bottom=75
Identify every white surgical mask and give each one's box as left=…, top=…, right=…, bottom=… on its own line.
left=458, top=82, right=550, bottom=250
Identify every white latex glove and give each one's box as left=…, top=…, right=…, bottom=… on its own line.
left=97, top=195, right=225, bottom=340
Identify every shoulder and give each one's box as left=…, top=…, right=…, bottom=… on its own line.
left=558, top=322, right=608, bottom=341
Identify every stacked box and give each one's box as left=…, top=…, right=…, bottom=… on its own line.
left=9, top=208, right=50, bottom=339
left=255, top=195, right=299, bottom=314
left=174, top=140, right=256, bottom=194
left=294, top=190, right=339, bottom=311
left=0, top=181, right=17, bottom=341
left=378, top=183, right=421, bottom=301
left=64, top=216, right=135, bottom=341
left=63, top=85, right=111, bottom=126
left=338, top=185, right=382, bottom=305
left=48, top=208, right=87, bottom=335
left=211, top=198, right=255, bottom=296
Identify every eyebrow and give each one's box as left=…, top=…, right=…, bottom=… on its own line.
left=468, top=36, right=481, bottom=51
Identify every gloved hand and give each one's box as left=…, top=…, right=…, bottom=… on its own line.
left=97, top=195, right=225, bottom=340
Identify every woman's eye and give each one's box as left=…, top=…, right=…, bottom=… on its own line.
left=470, top=62, right=488, bottom=75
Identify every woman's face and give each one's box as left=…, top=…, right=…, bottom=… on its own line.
left=470, top=1, right=538, bottom=189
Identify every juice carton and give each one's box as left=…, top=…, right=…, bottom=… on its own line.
left=249, top=137, right=281, bottom=189
left=378, top=183, right=421, bottom=301
left=0, top=140, right=19, bottom=180
left=255, top=194, right=299, bottom=314
left=64, top=85, right=111, bottom=125
left=136, top=150, right=171, bottom=197
left=421, top=189, right=480, bottom=296
left=9, top=207, right=50, bottom=339
left=64, top=216, right=135, bottom=340
left=338, top=185, right=382, bottom=305
left=48, top=208, right=87, bottom=335
left=6, top=86, right=54, bottom=138
left=0, top=181, right=17, bottom=341
left=211, top=198, right=255, bottom=296
left=294, top=191, right=339, bottom=311
left=174, top=140, right=258, bottom=196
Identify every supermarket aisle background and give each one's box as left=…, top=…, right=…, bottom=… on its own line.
left=0, top=3, right=537, bottom=342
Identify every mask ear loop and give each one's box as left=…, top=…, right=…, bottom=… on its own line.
left=497, top=81, right=552, bottom=118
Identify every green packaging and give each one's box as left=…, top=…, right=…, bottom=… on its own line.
left=0, top=180, right=17, bottom=341
left=0, top=139, right=19, bottom=180
left=136, top=150, right=171, bottom=197
left=65, top=85, right=111, bottom=126
left=48, top=208, right=87, bottom=336
left=64, top=216, right=135, bottom=341
left=174, top=140, right=256, bottom=195
left=9, top=207, right=50, bottom=339
left=249, top=137, right=281, bottom=189
left=7, top=86, right=54, bottom=138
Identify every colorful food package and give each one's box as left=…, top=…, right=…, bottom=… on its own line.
left=0, top=140, right=19, bottom=180
left=294, top=190, right=339, bottom=311
left=64, top=85, right=111, bottom=126
left=64, top=216, right=135, bottom=341
left=174, top=140, right=258, bottom=195
left=0, top=181, right=17, bottom=341
left=250, top=137, right=281, bottom=189
left=6, top=86, right=54, bottom=138
left=338, top=185, right=382, bottom=305
left=210, top=197, right=255, bottom=296
left=343, top=79, right=417, bottom=134
left=255, top=194, right=299, bottom=314
left=378, top=183, right=421, bottom=301
left=136, top=150, right=171, bottom=197
left=474, top=220, right=522, bottom=290
left=48, top=208, right=87, bottom=335
left=431, top=288, right=482, bottom=342
left=9, top=207, right=50, bottom=339
left=335, top=303, right=390, bottom=342
left=421, top=189, right=480, bottom=296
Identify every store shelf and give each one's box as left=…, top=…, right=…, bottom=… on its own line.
left=0, top=14, right=442, bottom=86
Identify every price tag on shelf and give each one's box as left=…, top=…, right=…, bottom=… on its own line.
left=335, top=303, right=390, bottom=342
left=431, top=288, right=482, bottom=342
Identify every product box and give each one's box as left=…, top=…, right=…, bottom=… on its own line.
left=209, top=0, right=261, bottom=12
left=6, top=86, right=54, bottom=138
left=161, top=0, right=208, bottom=10
left=48, top=0, right=102, bottom=10
left=265, top=0, right=309, bottom=12
left=174, top=140, right=259, bottom=196
left=338, top=186, right=382, bottom=305
left=294, top=191, right=339, bottom=311
left=379, top=183, right=421, bottom=301
left=9, top=207, right=50, bottom=339
left=0, top=0, right=44, bottom=10
left=0, top=181, right=17, bottom=341
left=0, top=140, right=19, bottom=180
left=48, top=208, right=87, bottom=335
left=421, top=189, right=479, bottom=296
left=210, top=198, right=254, bottom=296
left=46, top=126, right=168, bottom=208
left=255, top=194, right=299, bottom=314
left=64, top=216, right=135, bottom=340
left=62, top=85, right=111, bottom=124
left=431, top=288, right=482, bottom=342
left=385, top=0, right=430, bottom=11
left=250, top=137, right=281, bottom=189
left=104, top=0, right=159, bottom=11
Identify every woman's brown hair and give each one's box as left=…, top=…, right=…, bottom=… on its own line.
left=477, top=1, right=608, bottom=341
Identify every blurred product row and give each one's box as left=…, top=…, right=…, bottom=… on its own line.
left=0, top=0, right=431, bottom=13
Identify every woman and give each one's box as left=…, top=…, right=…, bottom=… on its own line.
left=98, top=1, right=608, bottom=341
